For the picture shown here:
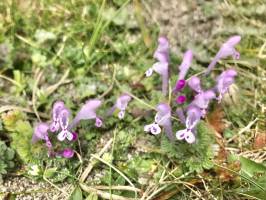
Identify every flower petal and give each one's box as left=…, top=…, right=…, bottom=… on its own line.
left=176, top=129, right=187, bottom=140
left=185, top=131, right=196, bottom=144
left=144, top=124, right=153, bottom=132
left=95, top=117, right=103, bottom=127
left=57, top=131, right=66, bottom=141
left=145, top=68, right=153, bottom=77
left=69, top=99, right=102, bottom=129
left=118, top=110, right=125, bottom=119
left=62, top=148, right=74, bottom=158
left=188, top=76, right=201, bottom=93
left=150, top=124, right=161, bottom=135
left=178, top=50, right=193, bottom=80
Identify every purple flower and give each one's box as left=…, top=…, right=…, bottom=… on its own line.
left=176, top=106, right=201, bottom=144
left=32, top=123, right=49, bottom=143
left=144, top=123, right=161, bottom=135
left=216, top=69, right=237, bottom=102
left=49, top=101, right=65, bottom=132
left=61, top=148, right=74, bottom=158
left=69, top=99, right=102, bottom=129
left=146, top=37, right=169, bottom=96
left=190, top=90, right=216, bottom=117
left=178, top=50, right=193, bottom=80
left=176, top=108, right=186, bottom=125
left=108, top=94, right=131, bottom=119
left=57, top=108, right=73, bottom=141
left=95, top=117, right=103, bottom=127
left=206, top=35, right=241, bottom=74
left=144, top=103, right=173, bottom=140
left=71, top=132, right=78, bottom=141
left=153, top=37, right=169, bottom=63
left=176, top=95, right=186, bottom=104
left=174, top=79, right=186, bottom=91
left=32, top=123, right=53, bottom=151
left=188, top=76, right=202, bottom=93
left=174, top=50, right=193, bottom=92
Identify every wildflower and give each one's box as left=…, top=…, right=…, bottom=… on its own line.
left=32, top=123, right=53, bottom=150
left=176, top=106, right=201, bottom=143
left=145, top=37, right=169, bottom=95
left=176, top=95, right=186, bottom=104
left=69, top=99, right=102, bottom=129
left=176, top=108, right=186, bottom=124
left=32, top=123, right=49, bottom=143
left=174, top=50, right=193, bottom=92
left=153, top=37, right=169, bottom=62
left=108, top=94, right=131, bottom=119
left=57, top=108, right=73, bottom=141
left=188, top=76, right=202, bottom=93
left=190, top=90, right=216, bottom=117
left=60, top=148, right=74, bottom=158
left=216, top=69, right=237, bottom=102
left=144, top=103, right=173, bottom=140
left=49, top=101, right=65, bottom=132
left=32, top=99, right=102, bottom=158
left=206, top=35, right=241, bottom=74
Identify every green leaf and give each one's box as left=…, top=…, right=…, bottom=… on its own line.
left=43, top=167, right=57, bottom=179
left=69, top=186, right=83, bottom=200
left=85, top=192, right=98, bottom=200
left=239, top=156, right=266, bottom=177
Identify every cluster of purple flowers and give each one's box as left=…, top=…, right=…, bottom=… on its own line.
left=32, top=100, right=103, bottom=158
left=32, top=94, right=132, bottom=158
left=32, top=35, right=241, bottom=158
left=144, top=35, right=241, bottom=144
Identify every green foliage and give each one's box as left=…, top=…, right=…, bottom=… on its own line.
left=161, top=121, right=215, bottom=173
left=1, top=110, right=44, bottom=163
left=0, top=140, right=15, bottom=183
left=69, top=186, right=83, bottom=200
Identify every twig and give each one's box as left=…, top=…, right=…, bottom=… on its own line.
left=92, top=185, right=141, bottom=192
left=80, top=183, right=135, bottom=200
left=79, top=138, right=113, bottom=182
left=0, top=105, right=49, bottom=119
left=227, top=118, right=258, bottom=143
left=91, top=154, right=138, bottom=198
left=45, top=69, right=70, bottom=96
left=32, top=70, right=43, bottom=121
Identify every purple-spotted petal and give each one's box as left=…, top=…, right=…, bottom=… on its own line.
left=176, top=129, right=187, bottom=140
left=150, top=123, right=161, bottom=135
left=188, top=76, right=201, bottom=93
left=144, top=124, right=153, bottom=132
left=50, top=101, right=65, bottom=132
left=185, top=131, right=196, bottom=144
left=186, top=105, right=201, bottom=129
left=145, top=68, right=153, bottom=77
left=118, top=110, right=125, bottom=119
left=59, top=108, right=70, bottom=130
left=95, top=117, right=103, bottom=127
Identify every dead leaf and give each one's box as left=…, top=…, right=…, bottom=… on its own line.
left=253, top=132, right=266, bottom=149
left=207, top=106, right=226, bottom=135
